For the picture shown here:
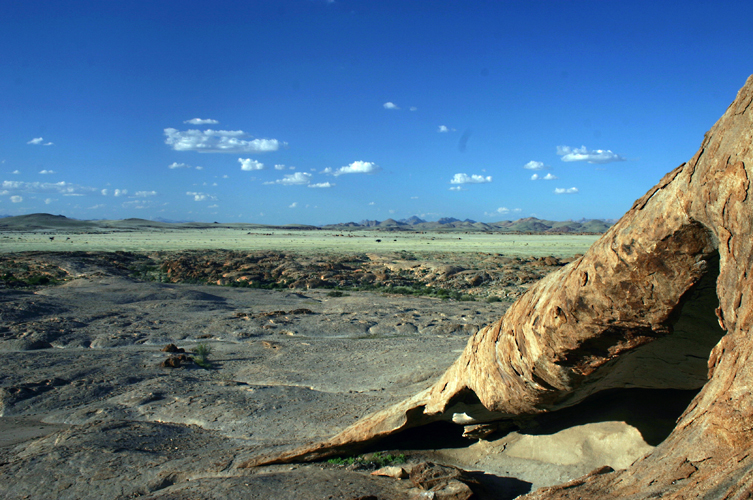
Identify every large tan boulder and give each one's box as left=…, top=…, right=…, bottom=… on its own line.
left=244, top=75, right=753, bottom=498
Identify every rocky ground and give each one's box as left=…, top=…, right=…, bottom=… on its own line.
left=0, top=251, right=669, bottom=499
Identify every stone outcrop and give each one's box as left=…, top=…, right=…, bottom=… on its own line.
left=244, top=75, right=753, bottom=498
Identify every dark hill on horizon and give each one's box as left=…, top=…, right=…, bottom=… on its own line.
left=0, top=213, right=614, bottom=234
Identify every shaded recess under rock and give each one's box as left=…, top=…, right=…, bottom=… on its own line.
left=246, top=76, right=753, bottom=498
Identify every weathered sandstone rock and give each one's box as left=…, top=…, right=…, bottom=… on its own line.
left=245, top=75, right=753, bottom=498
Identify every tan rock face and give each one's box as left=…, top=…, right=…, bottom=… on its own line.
left=245, top=75, right=753, bottom=498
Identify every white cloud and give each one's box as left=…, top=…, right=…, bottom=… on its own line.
left=101, top=189, right=108, bottom=195
left=45, top=198, right=55, bottom=204
left=239, top=158, right=265, bottom=171
left=195, top=166, right=204, bottom=170
left=289, top=202, right=298, bottom=208
left=409, top=106, right=418, bottom=112
left=449, top=186, right=467, bottom=191
left=383, top=102, right=399, bottom=110
left=327, top=161, right=381, bottom=177
left=208, top=204, right=219, bottom=208
left=274, top=164, right=287, bottom=170
left=27, top=137, right=53, bottom=146
left=554, top=187, right=579, bottom=194
left=114, top=189, right=128, bottom=197
left=557, top=145, right=626, bottom=164
left=135, top=190, right=157, bottom=197
left=164, top=128, right=285, bottom=153
left=11, top=195, right=23, bottom=203
left=484, top=207, right=522, bottom=217
left=265, top=172, right=313, bottom=185
left=523, top=161, right=547, bottom=170
left=184, top=118, right=219, bottom=125
left=186, top=191, right=217, bottom=202
left=308, top=182, right=333, bottom=188
left=532, top=173, right=558, bottom=181
left=12, top=170, right=20, bottom=175
left=450, top=173, right=492, bottom=184
left=39, top=170, right=55, bottom=174
left=438, top=125, right=449, bottom=133
left=168, top=162, right=191, bottom=169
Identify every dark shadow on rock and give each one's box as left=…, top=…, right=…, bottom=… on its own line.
left=467, top=471, right=533, bottom=500
left=368, top=421, right=472, bottom=451
left=521, top=387, right=699, bottom=446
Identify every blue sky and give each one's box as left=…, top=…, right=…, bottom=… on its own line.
left=2, top=0, right=752, bottom=225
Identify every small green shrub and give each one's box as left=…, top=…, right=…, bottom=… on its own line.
left=193, top=343, right=212, bottom=369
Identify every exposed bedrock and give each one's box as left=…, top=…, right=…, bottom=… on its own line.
left=245, top=75, right=753, bottom=498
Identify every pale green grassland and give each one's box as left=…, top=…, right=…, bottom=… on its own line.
left=0, top=228, right=600, bottom=257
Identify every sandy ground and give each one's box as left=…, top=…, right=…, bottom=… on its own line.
left=0, top=241, right=683, bottom=499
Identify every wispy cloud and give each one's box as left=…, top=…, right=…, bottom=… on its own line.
left=187, top=191, right=217, bottom=201
left=239, top=158, right=265, bottom=171
left=114, top=189, right=128, bottom=197
left=557, top=145, right=626, bottom=164
left=27, top=137, right=54, bottom=146
left=449, top=186, right=467, bottom=191
left=12, top=170, right=20, bottom=175
left=164, top=128, right=285, bottom=153
left=10, top=195, right=23, bottom=203
left=554, top=187, right=579, bottom=194
left=383, top=102, right=399, bottom=110
left=324, top=161, right=381, bottom=177
left=39, top=170, right=55, bottom=174
left=2, top=180, right=98, bottom=197
left=523, top=161, right=548, bottom=170
left=450, top=173, right=492, bottom=184
left=264, top=172, right=313, bottom=185
left=308, top=182, right=333, bottom=188
left=409, top=106, right=417, bottom=111
left=135, top=190, right=157, bottom=197
left=289, top=202, right=298, bottom=208
left=184, top=118, right=219, bottom=125
left=168, top=162, right=191, bottom=169
left=438, top=125, right=449, bottom=133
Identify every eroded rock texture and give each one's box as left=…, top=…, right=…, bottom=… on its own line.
left=246, top=75, right=753, bottom=498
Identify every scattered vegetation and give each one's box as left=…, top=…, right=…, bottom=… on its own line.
left=0, top=258, right=65, bottom=288
left=327, top=451, right=407, bottom=469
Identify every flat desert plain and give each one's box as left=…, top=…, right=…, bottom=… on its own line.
left=0, top=227, right=600, bottom=255
left=0, top=228, right=686, bottom=499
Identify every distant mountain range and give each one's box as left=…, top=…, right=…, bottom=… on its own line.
left=323, top=216, right=614, bottom=233
left=0, top=213, right=615, bottom=234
